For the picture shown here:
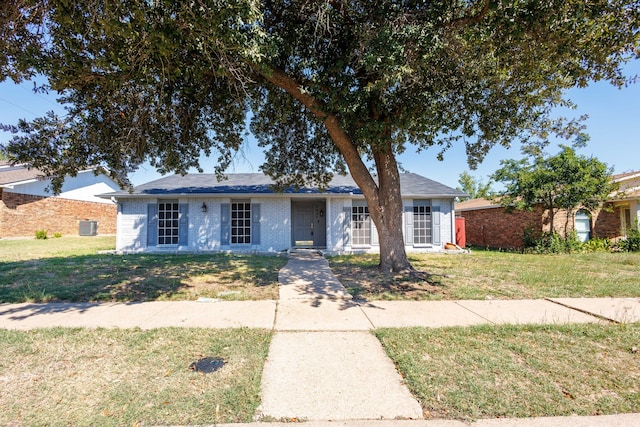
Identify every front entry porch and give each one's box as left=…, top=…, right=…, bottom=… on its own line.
left=291, top=200, right=326, bottom=248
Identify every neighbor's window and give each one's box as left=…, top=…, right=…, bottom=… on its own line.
left=158, top=200, right=179, bottom=245
left=413, top=201, right=432, bottom=245
left=231, top=201, right=251, bottom=244
left=351, top=204, right=371, bottom=246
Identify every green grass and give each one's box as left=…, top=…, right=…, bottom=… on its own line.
left=375, top=323, right=640, bottom=420
left=329, top=251, right=640, bottom=300
left=0, top=236, right=287, bottom=302
left=0, top=235, right=117, bottom=261
left=0, top=327, right=271, bottom=426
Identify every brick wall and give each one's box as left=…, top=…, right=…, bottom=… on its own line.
left=0, top=191, right=116, bottom=238
left=460, top=203, right=624, bottom=249
left=460, top=205, right=544, bottom=249
left=592, top=204, right=623, bottom=239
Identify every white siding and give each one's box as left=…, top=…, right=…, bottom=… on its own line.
left=8, top=170, right=120, bottom=204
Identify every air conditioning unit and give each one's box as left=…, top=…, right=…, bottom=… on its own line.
left=79, top=220, right=98, bottom=236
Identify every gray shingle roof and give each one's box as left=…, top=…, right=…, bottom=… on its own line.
left=0, top=161, right=45, bottom=186
left=101, top=172, right=466, bottom=198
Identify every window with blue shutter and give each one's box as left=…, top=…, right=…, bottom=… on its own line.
left=404, top=205, right=414, bottom=246
left=221, top=203, right=230, bottom=245
left=432, top=204, right=441, bottom=246
left=147, top=204, right=158, bottom=246
left=251, top=203, right=261, bottom=245
left=178, top=204, right=189, bottom=246
left=343, top=207, right=351, bottom=247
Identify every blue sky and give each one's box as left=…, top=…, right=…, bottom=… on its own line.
left=1, top=59, right=638, bottom=189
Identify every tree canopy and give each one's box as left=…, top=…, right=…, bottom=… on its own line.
left=492, top=144, right=617, bottom=233
left=1, top=0, right=638, bottom=271
left=456, top=171, right=494, bottom=201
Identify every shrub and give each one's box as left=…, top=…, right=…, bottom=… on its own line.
left=53, top=232, right=62, bottom=238
left=581, top=238, right=611, bottom=253
left=35, top=230, right=48, bottom=240
left=617, top=227, right=640, bottom=252
left=523, top=230, right=582, bottom=254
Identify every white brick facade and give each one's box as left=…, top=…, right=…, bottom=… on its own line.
left=116, top=196, right=456, bottom=253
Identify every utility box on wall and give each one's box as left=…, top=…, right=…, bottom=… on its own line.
left=79, top=220, right=98, bottom=236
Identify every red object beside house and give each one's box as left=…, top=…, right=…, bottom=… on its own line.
left=455, top=216, right=466, bottom=248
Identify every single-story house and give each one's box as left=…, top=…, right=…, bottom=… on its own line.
left=0, top=161, right=119, bottom=238
left=100, top=172, right=467, bottom=254
left=456, top=170, right=640, bottom=249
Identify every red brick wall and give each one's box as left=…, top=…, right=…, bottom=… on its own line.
left=460, top=203, right=623, bottom=249
left=460, top=206, right=544, bottom=249
left=0, top=191, right=116, bottom=238
left=592, top=204, right=623, bottom=239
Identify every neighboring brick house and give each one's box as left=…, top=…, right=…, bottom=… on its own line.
left=0, top=161, right=120, bottom=238
left=456, top=171, right=640, bottom=250
left=100, top=173, right=466, bottom=254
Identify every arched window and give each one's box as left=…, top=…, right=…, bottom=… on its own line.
left=575, top=210, right=591, bottom=242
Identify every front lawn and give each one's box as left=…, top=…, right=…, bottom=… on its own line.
left=0, top=327, right=271, bottom=426
left=329, top=251, right=640, bottom=300
left=376, top=323, right=640, bottom=420
left=0, top=236, right=287, bottom=302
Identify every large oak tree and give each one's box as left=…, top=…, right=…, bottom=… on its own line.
left=1, top=0, right=638, bottom=272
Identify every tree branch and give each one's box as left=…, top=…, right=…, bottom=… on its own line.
left=250, top=63, right=379, bottom=199
left=450, top=0, right=491, bottom=27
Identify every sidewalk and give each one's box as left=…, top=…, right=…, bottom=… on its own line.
left=1, top=251, right=639, bottom=425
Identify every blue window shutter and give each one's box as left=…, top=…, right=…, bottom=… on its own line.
left=343, top=207, right=351, bottom=247
left=432, top=204, right=441, bottom=245
left=220, top=204, right=230, bottom=245
left=147, top=204, right=158, bottom=246
left=404, top=205, right=414, bottom=245
left=178, top=204, right=189, bottom=246
left=251, top=203, right=261, bottom=245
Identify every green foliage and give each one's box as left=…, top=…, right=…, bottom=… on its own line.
left=581, top=238, right=611, bottom=253
left=456, top=171, right=494, bottom=200
left=53, top=232, right=62, bottom=238
left=616, top=226, right=640, bottom=252
left=493, top=145, right=616, bottom=233
left=523, top=230, right=583, bottom=254
left=1, top=1, right=638, bottom=271
left=34, top=229, right=47, bottom=240
left=1, top=1, right=638, bottom=192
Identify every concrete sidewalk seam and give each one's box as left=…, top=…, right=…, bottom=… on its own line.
left=544, top=297, right=618, bottom=324
left=453, top=300, right=495, bottom=325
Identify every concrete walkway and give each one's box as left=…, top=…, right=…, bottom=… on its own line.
left=257, top=252, right=423, bottom=420
left=1, top=251, right=640, bottom=425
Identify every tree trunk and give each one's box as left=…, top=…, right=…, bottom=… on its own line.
left=257, top=67, right=413, bottom=272
left=368, top=144, right=412, bottom=273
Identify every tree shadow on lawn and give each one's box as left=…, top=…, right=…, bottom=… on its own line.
left=0, top=252, right=285, bottom=303
left=331, top=261, right=451, bottom=301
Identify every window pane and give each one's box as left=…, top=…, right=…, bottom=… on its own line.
left=351, top=205, right=371, bottom=245
left=230, top=201, right=251, bottom=244
left=156, top=200, right=181, bottom=246
left=413, top=201, right=432, bottom=244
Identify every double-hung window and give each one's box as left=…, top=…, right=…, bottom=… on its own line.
left=351, top=203, right=371, bottom=246
left=231, top=201, right=252, bottom=244
left=158, top=200, right=180, bottom=245
left=413, top=201, right=432, bottom=245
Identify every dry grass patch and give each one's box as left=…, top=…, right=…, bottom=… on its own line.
left=376, top=323, right=640, bottom=420
left=1, top=244, right=286, bottom=302
left=328, top=251, right=640, bottom=300
left=0, top=327, right=271, bottom=426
